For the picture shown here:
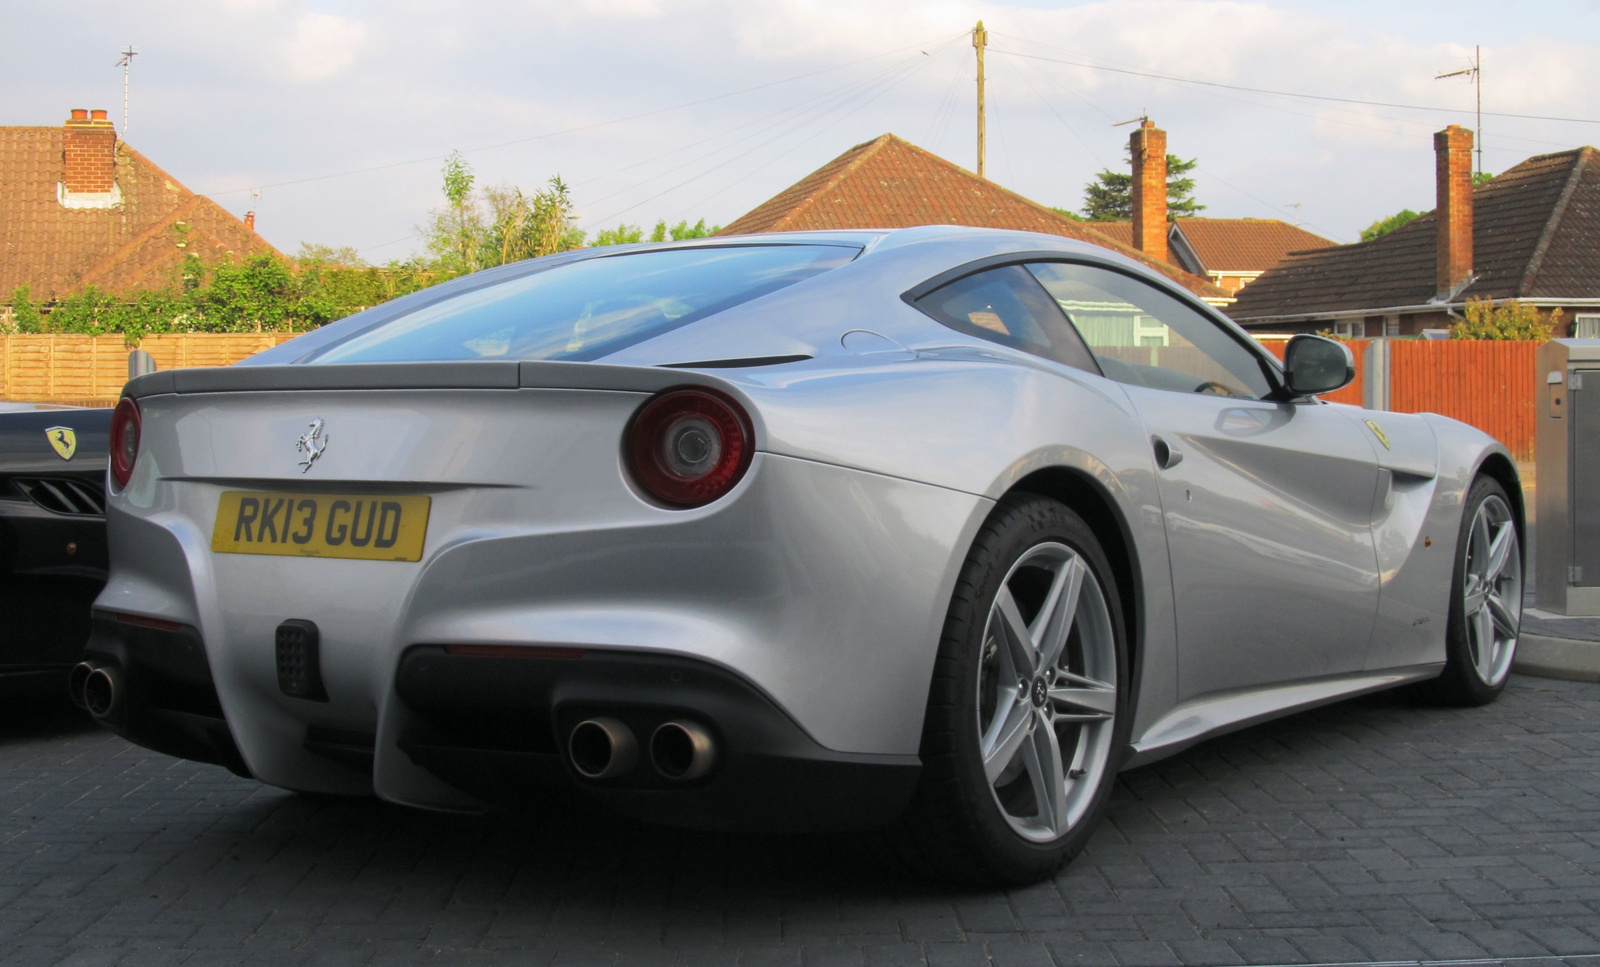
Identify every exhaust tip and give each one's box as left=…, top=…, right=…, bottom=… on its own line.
left=83, top=665, right=122, bottom=720
left=650, top=719, right=717, bottom=781
left=568, top=717, right=638, bottom=780
left=68, top=662, right=96, bottom=710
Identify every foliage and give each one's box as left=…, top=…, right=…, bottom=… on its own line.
left=0, top=253, right=448, bottom=341
left=1450, top=298, right=1559, bottom=341
left=7, top=285, right=41, bottom=332
left=1360, top=208, right=1421, bottom=242
left=1049, top=207, right=1085, bottom=222
left=1080, top=150, right=1203, bottom=221
left=295, top=242, right=369, bottom=268
left=591, top=219, right=723, bottom=248
left=592, top=223, right=646, bottom=247
left=419, top=153, right=585, bottom=275
left=1473, top=171, right=1494, bottom=187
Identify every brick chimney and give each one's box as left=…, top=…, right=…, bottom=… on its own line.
left=1435, top=124, right=1474, bottom=296
left=62, top=108, right=118, bottom=195
left=1130, top=120, right=1168, bottom=263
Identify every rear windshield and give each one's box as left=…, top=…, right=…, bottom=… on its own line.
left=306, top=244, right=859, bottom=364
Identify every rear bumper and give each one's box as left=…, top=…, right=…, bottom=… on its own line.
left=82, top=613, right=919, bottom=830
left=395, top=646, right=920, bottom=831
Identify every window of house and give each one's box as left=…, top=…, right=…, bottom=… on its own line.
left=1575, top=314, right=1600, bottom=339
left=912, top=264, right=1100, bottom=374
left=1024, top=261, right=1276, bottom=399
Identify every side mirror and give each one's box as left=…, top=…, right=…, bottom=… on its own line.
left=1283, top=334, right=1354, bottom=397
left=128, top=349, right=158, bottom=378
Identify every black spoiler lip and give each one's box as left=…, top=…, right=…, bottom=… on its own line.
left=120, top=361, right=720, bottom=400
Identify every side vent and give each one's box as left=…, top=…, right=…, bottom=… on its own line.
left=14, top=477, right=107, bottom=516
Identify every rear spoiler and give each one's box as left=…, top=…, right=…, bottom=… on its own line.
left=121, top=361, right=716, bottom=400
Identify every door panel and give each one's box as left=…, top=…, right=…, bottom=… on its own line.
left=1125, top=388, right=1382, bottom=699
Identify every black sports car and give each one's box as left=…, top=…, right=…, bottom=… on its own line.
left=0, top=403, right=110, bottom=691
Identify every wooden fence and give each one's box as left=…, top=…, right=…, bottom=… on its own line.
left=0, top=333, right=298, bottom=407
left=1388, top=339, right=1539, bottom=461
left=0, top=333, right=1547, bottom=459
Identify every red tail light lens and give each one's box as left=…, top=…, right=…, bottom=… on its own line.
left=626, top=388, right=753, bottom=508
left=109, top=396, right=141, bottom=488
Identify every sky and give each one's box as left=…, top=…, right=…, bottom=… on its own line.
left=4, top=0, right=1599, bottom=260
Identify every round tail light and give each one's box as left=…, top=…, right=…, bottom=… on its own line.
left=626, top=388, right=753, bottom=508
left=109, top=396, right=141, bottom=488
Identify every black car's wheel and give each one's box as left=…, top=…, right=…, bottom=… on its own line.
left=1425, top=475, right=1523, bottom=706
left=889, top=494, right=1130, bottom=885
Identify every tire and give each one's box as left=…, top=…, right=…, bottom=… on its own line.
left=1423, top=475, right=1523, bottom=706
left=887, top=493, right=1131, bottom=885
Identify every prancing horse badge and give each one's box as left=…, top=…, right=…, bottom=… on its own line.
left=44, top=426, right=76, bottom=460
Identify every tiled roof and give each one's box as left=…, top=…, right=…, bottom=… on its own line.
left=1087, top=221, right=1133, bottom=246
left=1174, top=219, right=1333, bottom=273
left=1081, top=219, right=1331, bottom=273
left=0, top=125, right=280, bottom=300
left=716, top=134, right=1230, bottom=301
left=1228, top=147, right=1600, bottom=321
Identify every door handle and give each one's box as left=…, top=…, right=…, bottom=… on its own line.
left=1152, top=435, right=1184, bottom=470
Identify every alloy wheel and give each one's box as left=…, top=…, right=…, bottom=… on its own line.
left=975, top=541, right=1118, bottom=842
left=1461, top=493, right=1521, bottom=687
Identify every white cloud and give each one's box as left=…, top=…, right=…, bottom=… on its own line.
left=278, top=12, right=367, bottom=83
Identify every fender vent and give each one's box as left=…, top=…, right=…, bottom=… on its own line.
left=14, top=477, right=106, bottom=516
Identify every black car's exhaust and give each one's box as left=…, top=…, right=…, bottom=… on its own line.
left=567, top=717, right=638, bottom=779
left=650, top=719, right=717, bottom=781
left=82, top=664, right=124, bottom=720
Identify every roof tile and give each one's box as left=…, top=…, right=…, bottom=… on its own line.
left=0, top=125, right=281, bottom=300
left=716, top=134, right=1229, bottom=300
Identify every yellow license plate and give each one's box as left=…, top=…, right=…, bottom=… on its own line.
left=211, top=491, right=431, bottom=562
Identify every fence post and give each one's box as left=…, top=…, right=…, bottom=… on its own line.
left=1363, top=340, right=1390, bottom=411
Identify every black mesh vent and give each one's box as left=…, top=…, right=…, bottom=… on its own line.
left=275, top=620, right=328, bottom=702
left=14, top=477, right=107, bottom=516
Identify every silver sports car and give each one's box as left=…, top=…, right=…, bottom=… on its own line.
left=84, top=226, right=1523, bottom=883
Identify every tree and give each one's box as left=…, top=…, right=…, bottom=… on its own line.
left=1360, top=209, right=1421, bottom=241
left=295, top=243, right=369, bottom=268
left=589, top=219, right=724, bottom=248
left=420, top=152, right=584, bottom=274
left=7, top=285, right=41, bottom=333
left=1079, top=149, right=1203, bottom=221
left=1450, top=298, right=1558, bottom=340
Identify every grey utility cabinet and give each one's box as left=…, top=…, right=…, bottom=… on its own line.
left=1537, top=338, right=1600, bottom=615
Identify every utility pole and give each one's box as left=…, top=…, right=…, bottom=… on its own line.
left=1435, top=46, right=1481, bottom=177
left=115, top=46, right=138, bottom=138
left=973, top=21, right=987, bottom=179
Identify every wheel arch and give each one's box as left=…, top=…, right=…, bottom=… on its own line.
left=1474, top=451, right=1525, bottom=543
left=1004, top=466, right=1144, bottom=707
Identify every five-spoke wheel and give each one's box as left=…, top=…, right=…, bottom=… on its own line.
left=1428, top=475, right=1522, bottom=705
left=891, top=494, right=1128, bottom=885
left=977, top=542, right=1118, bottom=842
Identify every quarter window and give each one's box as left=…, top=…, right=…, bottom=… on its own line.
left=1025, top=262, right=1275, bottom=399
left=912, top=265, right=1099, bottom=374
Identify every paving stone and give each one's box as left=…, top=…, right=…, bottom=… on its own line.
left=5, top=680, right=1600, bottom=964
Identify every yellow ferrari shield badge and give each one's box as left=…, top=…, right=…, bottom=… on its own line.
left=1364, top=419, right=1391, bottom=450
left=45, top=426, right=77, bottom=460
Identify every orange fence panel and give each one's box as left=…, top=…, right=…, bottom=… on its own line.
left=1388, top=339, right=1540, bottom=461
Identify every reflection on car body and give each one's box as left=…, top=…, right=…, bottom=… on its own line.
left=86, top=227, right=1523, bottom=884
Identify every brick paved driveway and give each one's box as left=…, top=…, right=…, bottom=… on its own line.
left=3, top=677, right=1600, bottom=967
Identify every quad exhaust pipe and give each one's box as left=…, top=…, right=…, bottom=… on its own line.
left=649, top=719, right=717, bottom=781
left=70, top=661, right=124, bottom=720
left=566, top=716, right=718, bottom=782
left=568, top=717, right=639, bottom=780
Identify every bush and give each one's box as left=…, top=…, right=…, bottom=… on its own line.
left=1449, top=298, right=1558, bottom=341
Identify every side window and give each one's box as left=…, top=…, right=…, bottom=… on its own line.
left=913, top=265, right=1099, bottom=374
left=1025, top=262, right=1276, bottom=399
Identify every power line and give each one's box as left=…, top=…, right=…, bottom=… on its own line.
left=201, top=32, right=966, bottom=198
left=989, top=46, right=1600, bottom=126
